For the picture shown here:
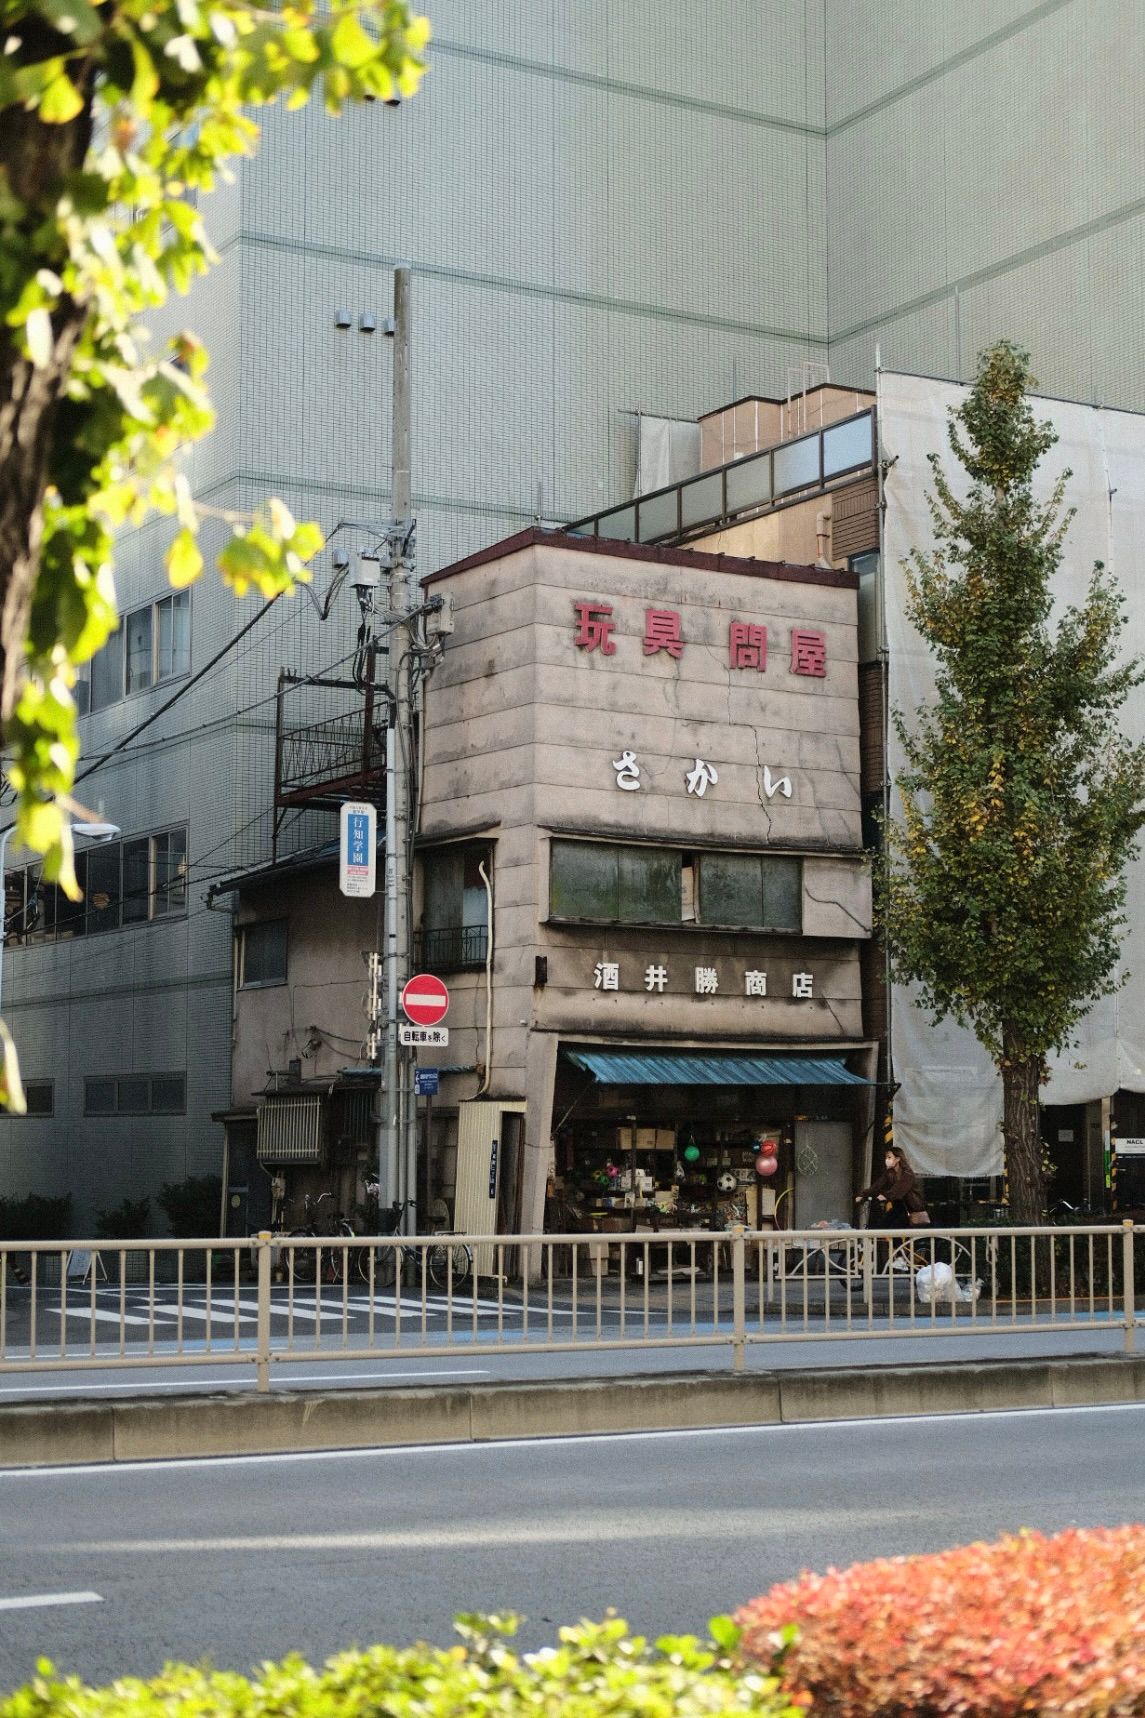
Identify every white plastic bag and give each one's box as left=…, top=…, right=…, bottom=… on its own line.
left=916, top=1261, right=982, bottom=1304
left=915, top=1261, right=956, bottom=1303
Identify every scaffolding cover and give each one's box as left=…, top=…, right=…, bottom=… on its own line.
left=634, top=415, right=701, bottom=497
left=879, top=370, right=1145, bottom=1176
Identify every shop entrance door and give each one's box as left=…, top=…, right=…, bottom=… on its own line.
left=793, top=1121, right=851, bottom=1227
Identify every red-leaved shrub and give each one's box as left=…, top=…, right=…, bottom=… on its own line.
left=735, top=1524, right=1145, bottom=1717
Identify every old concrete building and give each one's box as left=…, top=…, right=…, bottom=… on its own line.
left=219, top=529, right=874, bottom=1240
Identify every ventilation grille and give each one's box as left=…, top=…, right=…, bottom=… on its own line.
left=257, top=1093, right=324, bottom=1163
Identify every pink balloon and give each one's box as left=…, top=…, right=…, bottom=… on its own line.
left=755, top=1153, right=779, bottom=1177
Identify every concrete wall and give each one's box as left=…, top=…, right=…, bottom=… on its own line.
left=420, top=534, right=869, bottom=1226
left=231, top=872, right=379, bottom=1108
left=824, top=0, right=1145, bottom=409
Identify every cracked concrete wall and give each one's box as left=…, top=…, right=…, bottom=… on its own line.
left=419, top=537, right=868, bottom=1091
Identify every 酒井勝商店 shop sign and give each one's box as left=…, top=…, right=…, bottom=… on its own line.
left=592, top=960, right=816, bottom=999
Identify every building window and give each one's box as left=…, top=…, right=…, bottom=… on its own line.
left=124, top=605, right=153, bottom=694
left=84, top=1073, right=185, bottom=1116
left=852, top=551, right=882, bottom=663
left=79, top=589, right=190, bottom=713
left=549, top=841, right=681, bottom=924
left=156, top=593, right=191, bottom=681
left=695, top=852, right=802, bottom=932
left=549, top=840, right=803, bottom=932
left=419, top=846, right=490, bottom=972
left=83, top=1078, right=115, bottom=1115
left=5, top=825, right=188, bottom=944
left=240, top=920, right=288, bottom=988
left=152, top=828, right=188, bottom=916
left=85, top=839, right=122, bottom=934
left=0, top=1079, right=53, bottom=1118
left=86, top=627, right=124, bottom=713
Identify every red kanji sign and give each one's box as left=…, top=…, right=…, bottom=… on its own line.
left=790, top=628, right=827, bottom=677
left=729, top=621, right=767, bottom=670
left=573, top=600, right=616, bottom=654
left=400, top=974, right=450, bottom=1027
left=643, top=608, right=684, bottom=658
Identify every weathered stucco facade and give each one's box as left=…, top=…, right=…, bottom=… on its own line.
left=416, top=531, right=873, bottom=1233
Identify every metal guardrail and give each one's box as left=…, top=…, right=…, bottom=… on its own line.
left=566, top=408, right=876, bottom=546
left=0, top=1224, right=1138, bottom=1392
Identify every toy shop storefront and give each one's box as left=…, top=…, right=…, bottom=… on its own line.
left=546, top=1043, right=878, bottom=1236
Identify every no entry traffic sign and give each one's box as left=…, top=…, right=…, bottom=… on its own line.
left=400, top=973, right=450, bottom=1028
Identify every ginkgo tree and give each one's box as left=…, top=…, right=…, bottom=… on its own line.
left=882, top=343, right=1145, bottom=1222
left=0, top=0, right=429, bottom=1103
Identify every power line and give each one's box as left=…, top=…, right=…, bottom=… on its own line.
left=76, top=594, right=283, bottom=786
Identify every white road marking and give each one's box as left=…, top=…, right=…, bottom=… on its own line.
left=45, top=1505, right=934, bottom=1555
left=0, top=1591, right=102, bottom=1611
left=44, top=1294, right=575, bottom=1325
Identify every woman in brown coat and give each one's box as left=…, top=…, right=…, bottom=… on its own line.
left=856, top=1147, right=929, bottom=1228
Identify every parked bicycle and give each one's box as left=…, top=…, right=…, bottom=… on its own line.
left=287, top=1192, right=356, bottom=1284
left=356, top=1198, right=473, bottom=1292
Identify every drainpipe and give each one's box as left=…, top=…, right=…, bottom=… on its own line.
left=476, top=858, right=494, bottom=1095
left=815, top=508, right=833, bottom=568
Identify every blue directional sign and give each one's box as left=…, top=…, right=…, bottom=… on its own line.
left=339, top=801, right=377, bottom=898
left=415, top=1067, right=439, bottom=1097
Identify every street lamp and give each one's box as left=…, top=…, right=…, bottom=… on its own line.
left=0, top=818, right=121, bottom=1015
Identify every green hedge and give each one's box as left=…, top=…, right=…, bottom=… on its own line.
left=1, top=1617, right=802, bottom=1718
left=0, top=1194, right=71, bottom=1241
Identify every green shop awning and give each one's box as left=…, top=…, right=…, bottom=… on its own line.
left=564, top=1049, right=872, bottom=1087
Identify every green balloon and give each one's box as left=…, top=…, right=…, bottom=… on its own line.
left=683, top=1144, right=700, bottom=1163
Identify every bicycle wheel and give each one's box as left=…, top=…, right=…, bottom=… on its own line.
left=288, top=1229, right=316, bottom=1282
left=427, top=1241, right=472, bottom=1293
left=357, top=1245, right=398, bottom=1289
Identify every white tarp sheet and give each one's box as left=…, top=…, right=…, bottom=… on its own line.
left=879, top=370, right=1145, bottom=1177
left=634, top=415, right=701, bottom=497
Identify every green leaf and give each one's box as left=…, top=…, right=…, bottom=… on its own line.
left=30, top=0, right=103, bottom=44
left=708, top=1615, right=742, bottom=1652
left=38, top=70, right=85, bottom=122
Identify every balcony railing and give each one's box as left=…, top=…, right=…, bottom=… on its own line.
left=567, top=408, right=876, bottom=547
left=416, top=924, right=489, bottom=973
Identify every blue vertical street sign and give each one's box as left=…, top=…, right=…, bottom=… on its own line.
left=415, top=1068, right=439, bottom=1097
left=339, top=801, right=377, bottom=898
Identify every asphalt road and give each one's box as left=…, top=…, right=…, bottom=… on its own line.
left=1, top=1403, right=1143, bottom=1689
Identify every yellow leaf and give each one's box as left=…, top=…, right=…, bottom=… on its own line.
left=0, top=1020, right=26, bottom=1116
left=166, top=527, right=204, bottom=588
left=38, top=70, right=84, bottom=122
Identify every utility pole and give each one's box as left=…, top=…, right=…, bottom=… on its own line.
left=378, top=265, right=417, bottom=1226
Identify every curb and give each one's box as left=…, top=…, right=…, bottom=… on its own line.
left=1, top=1354, right=1143, bottom=1468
